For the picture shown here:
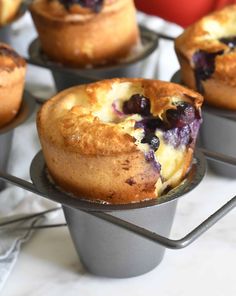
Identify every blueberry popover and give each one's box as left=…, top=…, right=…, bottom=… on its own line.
left=0, top=0, right=22, bottom=25
left=175, top=5, right=236, bottom=110
left=29, top=0, right=140, bottom=67
left=0, top=43, right=26, bottom=127
left=37, top=78, right=203, bottom=204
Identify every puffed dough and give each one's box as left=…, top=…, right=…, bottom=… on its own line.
left=0, top=43, right=26, bottom=127
left=37, top=78, right=203, bottom=204
left=29, top=0, right=140, bottom=67
left=175, top=5, right=236, bottom=110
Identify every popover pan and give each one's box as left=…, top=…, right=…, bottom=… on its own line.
left=0, top=149, right=235, bottom=277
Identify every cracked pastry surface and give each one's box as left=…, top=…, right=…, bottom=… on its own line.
left=29, top=0, right=140, bottom=67
left=175, top=5, right=236, bottom=110
left=0, top=43, right=26, bottom=127
left=37, top=78, right=203, bottom=204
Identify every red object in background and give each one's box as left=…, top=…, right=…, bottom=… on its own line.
left=134, top=0, right=236, bottom=27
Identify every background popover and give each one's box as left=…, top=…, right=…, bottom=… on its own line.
left=175, top=4, right=236, bottom=110
left=0, top=0, right=22, bottom=25
left=0, top=42, right=26, bottom=127
left=29, top=0, right=140, bottom=67
left=37, top=78, right=203, bottom=204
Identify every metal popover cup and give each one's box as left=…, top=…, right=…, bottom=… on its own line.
left=62, top=201, right=177, bottom=278
left=0, top=91, right=36, bottom=191
left=27, top=26, right=159, bottom=92
left=0, top=132, right=13, bottom=190
left=171, top=70, right=236, bottom=178
left=200, top=107, right=236, bottom=178
left=30, top=150, right=206, bottom=278
left=0, top=3, right=27, bottom=45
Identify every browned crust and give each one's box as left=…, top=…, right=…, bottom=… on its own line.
left=0, top=67, right=26, bottom=127
left=29, top=0, right=140, bottom=67
left=0, top=43, right=26, bottom=127
left=42, top=141, right=159, bottom=204
left=42, top=140, right=194, bottom=204
left=0, top=43, right=26, bottom=70
left=174, top=5, right=236, bottom=59
left=37, top=78, right=203, bottom=156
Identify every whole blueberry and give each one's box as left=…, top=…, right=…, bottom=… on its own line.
left=166, top=102, right=196, bottom=128
left=141, top=133, right=160, bottom=151
left=123, top=94, right=151, bottom=116
left=177, top=101, right=196, bottom=123
left=165, top=109, right=179, bottom=126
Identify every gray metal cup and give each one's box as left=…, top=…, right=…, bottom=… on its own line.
left=28, top=26, right=159, bottom=91
left=0, top=25, right=11, bottom=44
left=63, top=201, right=177, bottom=278
left=0, top=131, right=13, bottom=190
left=200, top=108, right=236, bottom=178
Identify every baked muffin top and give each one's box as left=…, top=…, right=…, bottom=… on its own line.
left=38, top=78, right=203, bottom=155
left=175, top=5, right=236, bottom=57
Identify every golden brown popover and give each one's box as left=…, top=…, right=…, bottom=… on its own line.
left=0, top=0, right=22, bottom=25
left=0, top=43, right=26, bottom=127
left=29, top=0, right=140, bottom=67
left=175, top=5, right=236, bottom=110
left=37, top=78, right=203, bottom=204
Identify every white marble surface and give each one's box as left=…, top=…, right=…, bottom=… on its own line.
left=1, top=10, right=236, bottom=296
